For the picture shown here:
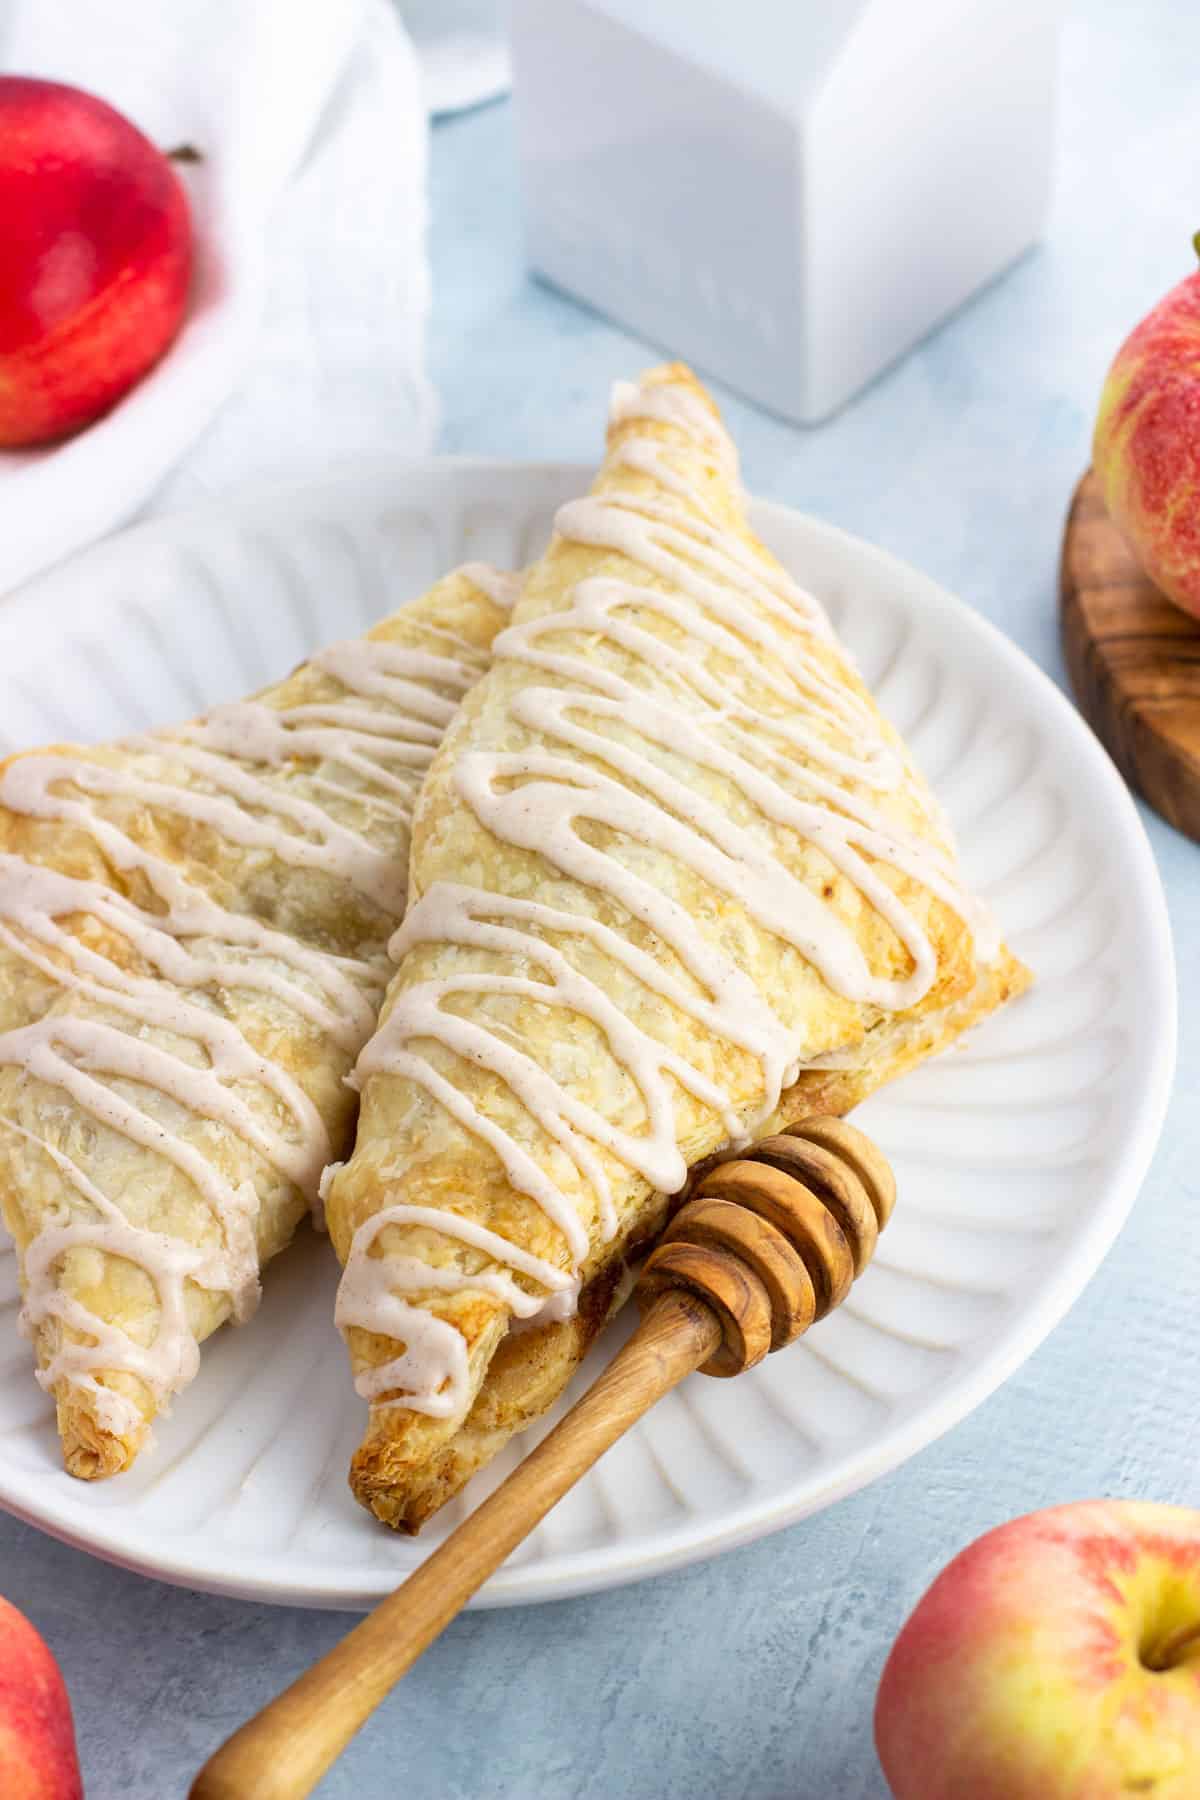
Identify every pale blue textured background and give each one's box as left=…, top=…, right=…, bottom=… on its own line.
left=2, top=3, right=1197, bottom=1796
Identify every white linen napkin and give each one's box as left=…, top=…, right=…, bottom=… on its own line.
left=0, top=0, right=436, bottom=595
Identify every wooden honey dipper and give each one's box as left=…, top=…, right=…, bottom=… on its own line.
left=192, top=1114, right=895, bottom=1800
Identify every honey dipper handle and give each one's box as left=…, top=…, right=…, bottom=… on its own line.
left=190, top=1288, right=721, bottom=1800
left=193, top=1114, right=894, bottom=1800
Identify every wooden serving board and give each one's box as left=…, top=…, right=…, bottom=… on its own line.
left=1060, top=468, right=1200, bottom=843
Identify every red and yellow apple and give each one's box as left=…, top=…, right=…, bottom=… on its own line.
left=876, top=1501, right=1200, bottom=1799
left=0, top=75, right=192, bottom=448
left=0, top=1594, right=82, bottom=1798
left=1093, top=251, right=1200, bottom=620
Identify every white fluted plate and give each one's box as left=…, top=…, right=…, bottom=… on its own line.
left=0, top=462, right=1175, bottom=1609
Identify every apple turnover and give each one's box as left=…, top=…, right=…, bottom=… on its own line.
left=0, top=562, right=516, bottom=1478
left=327, top=363, right=1031, bottom=1531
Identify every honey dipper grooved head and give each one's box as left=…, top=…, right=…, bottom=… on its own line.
left=636, top=1115, right=896, bottom=1374
left=788, top=1116, right=897, bottom=1229
left=637, top=1239, right=773, bottom=1376
left=660, top=1194, right=816, bottom=1351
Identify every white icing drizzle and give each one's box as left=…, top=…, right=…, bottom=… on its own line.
left=608, top=378, right=737, bottom=471
left=457, top=563, right=524, bottom=611
left=0, top=599, right=493, bottom=1435
left=337, top=376, right=983, bottom=1420
left=336, top=1202, right=577, bottom=1415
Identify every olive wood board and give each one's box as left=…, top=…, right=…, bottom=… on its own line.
left=1061, top=468, right=1200, bottom=843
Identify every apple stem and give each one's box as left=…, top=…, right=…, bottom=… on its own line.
left=1143, top=1620, right=1200, bottom=1672
left=1193, top=228, right=1200, bottom=266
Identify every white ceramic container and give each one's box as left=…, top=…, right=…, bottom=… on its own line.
left=511, top=0, right=1061, bottom=421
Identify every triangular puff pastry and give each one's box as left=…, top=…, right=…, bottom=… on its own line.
left=0, top=562, right=516, bottom=1477
left=328, top=364, right=1031, bottom=1531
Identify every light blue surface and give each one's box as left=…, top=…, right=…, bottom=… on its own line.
left=3, top=4, right=1197, bottom=1795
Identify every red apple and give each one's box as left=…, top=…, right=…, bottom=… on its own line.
left=0, top=75, right=192, bottom=448
left=875, top=1501, right=1200, bottom=1799
left=0, top=1594, right=82, bottom=1798
left=1093, top=250, right=1200, bottom=620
